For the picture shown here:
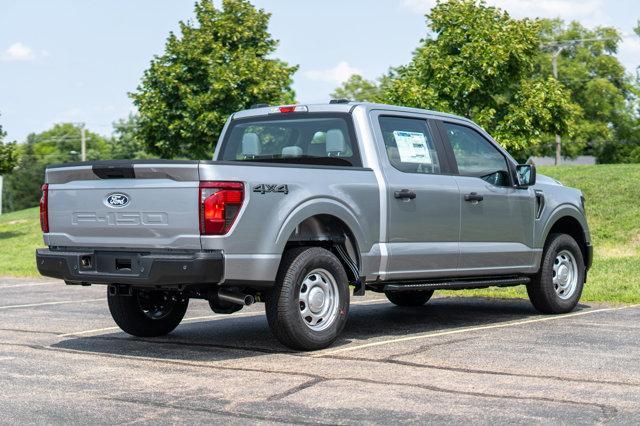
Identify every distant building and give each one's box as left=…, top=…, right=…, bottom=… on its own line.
left=527, top=156, right=596, bottom=166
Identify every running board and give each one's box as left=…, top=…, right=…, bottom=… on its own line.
left=382, top=276, right=530, bottom=292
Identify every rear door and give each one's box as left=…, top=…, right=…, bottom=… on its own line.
left=372, top=112, right=460, bottom=280
left=45, top=161, right=202, bottom=250
left=437, top=121, right=535, bottom=273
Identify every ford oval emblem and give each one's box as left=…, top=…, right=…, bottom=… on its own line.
left=105, top=193, right=130, bottom=208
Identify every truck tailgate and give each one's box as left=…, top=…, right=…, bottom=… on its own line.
left=44, top=161, right=201, bottom=250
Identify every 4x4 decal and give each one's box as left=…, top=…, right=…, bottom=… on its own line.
left=253, top=184, right=289, bottom=195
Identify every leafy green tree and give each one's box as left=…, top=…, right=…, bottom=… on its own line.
left=110, top=115, right=152, bottom=159
left=534, top=19, right=639, bottom=159
left=0, top=122, right=18, bottom=175
left=2, top=143, right=45, bottom=212
left=0, top=142, right=18, bottom=175
left=25, top=123, right=111, bottom=164
left=2, top=124, right=111, bottom=212
left=331, top=74, right=383, bottom=102
left=380, top=0, right=580, bottom=157
left=131, top=0, right=298, bottom=159
left=491, top=77, right=581, bottom=153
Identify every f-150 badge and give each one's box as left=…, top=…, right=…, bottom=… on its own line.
left=253, top=184, right=289, bottom=195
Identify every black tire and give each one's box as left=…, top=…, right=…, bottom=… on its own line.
left=384, top=290, right=434, bottom=307
left=265, top=247, right=350, bottom=351
left=107, top=288, right=189, bottom=337
left=527, top=233, right=585, bottom=314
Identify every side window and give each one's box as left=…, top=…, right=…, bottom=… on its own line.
left=443, top=122, right=510, bottom=187
left=378, top=116, right=441, bottom=174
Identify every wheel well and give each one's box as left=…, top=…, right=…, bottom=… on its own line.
left=547, top=216, right=588, bottom=266
left=284, top=214, right=361, bottom=283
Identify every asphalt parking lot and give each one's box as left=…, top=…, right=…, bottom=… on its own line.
left=1, top=277, right=639, bottom=424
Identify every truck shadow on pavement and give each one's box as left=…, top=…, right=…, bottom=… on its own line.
left=52, top=296, right=591, bottom=362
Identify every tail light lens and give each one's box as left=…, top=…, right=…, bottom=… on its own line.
left=199, top=181, right=244, bottom=235
left=40, top=184, right=49, bottom=233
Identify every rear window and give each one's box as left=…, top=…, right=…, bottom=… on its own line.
left=218, top=113, right=361, bottom=167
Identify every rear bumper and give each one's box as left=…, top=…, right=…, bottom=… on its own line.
left=36, top=248, right=223, bottom=287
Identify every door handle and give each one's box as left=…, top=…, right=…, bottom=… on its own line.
left=464, top=192, right=484, bottom=202
left=394, top=189, right=417, bottom=200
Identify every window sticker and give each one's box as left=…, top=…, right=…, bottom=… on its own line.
left=392, top=131, right=432, bottom=164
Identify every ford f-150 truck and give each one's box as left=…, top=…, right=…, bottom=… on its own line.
left=36, top=101, right=592, bottom=350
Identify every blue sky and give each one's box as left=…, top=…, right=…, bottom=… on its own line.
left=1, top=0, right=639, bottom=143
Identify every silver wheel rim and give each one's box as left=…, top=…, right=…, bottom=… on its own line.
left=552, top=250, right=579, bottom=300
left=298, top=268, right=340, bottom=331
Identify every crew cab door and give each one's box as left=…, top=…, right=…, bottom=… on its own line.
left=372, top=113, right=460, bottom=280
left=436, top=120, right=536, bottom=274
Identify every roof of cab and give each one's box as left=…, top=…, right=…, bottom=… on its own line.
left=231, top=101, right=473, bottom=125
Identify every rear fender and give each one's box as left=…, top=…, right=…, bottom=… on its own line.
left=275, top=198, right=368, bottom=258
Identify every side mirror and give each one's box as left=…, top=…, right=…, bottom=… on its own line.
left=516, top=164, right=536, bottom=188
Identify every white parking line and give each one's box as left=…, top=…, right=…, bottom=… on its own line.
left=311, top=304, right=640, bottom=358
left=58, top=310, right=264, bottom=337
left=353, top=298, right=387, bottom=305
left=0, top=281, right=61, bottom=289
left=0, top=298, right=103, bottom=310
left=58, top=297, right=389, bottom=338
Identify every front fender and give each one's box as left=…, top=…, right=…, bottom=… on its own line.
left=538, top=203, right=590, bottom=248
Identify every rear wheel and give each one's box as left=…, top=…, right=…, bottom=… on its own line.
left=384, top=290, right=434, bottom=307
left=107, top=288, right=189, bottom=337
left=527, top=233, right=585, bottom=314
left=265, top=247, right=350, bottom=351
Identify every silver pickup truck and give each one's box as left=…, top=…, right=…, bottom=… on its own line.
left=36, top=101, right=592, bottom=350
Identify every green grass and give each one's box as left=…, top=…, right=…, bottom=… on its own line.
left=0, top=207, right=42, bottom=276
left=1, top=164, right=639, bottom=302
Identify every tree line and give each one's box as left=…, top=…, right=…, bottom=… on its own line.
left=332, top=3, right=640, bottom=162
left=1, top=0, right=638, bottom=212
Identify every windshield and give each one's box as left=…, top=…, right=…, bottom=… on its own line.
left=218, top=113, right=361, bottom=167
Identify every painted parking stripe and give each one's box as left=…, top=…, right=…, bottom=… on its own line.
left=58, top=298, right=389, bottom=338
left=57, top=311, right=263, bottom=337
left=0, top=281, right=61, bottom=289
left=311, top=304, right=640, bottom=358
left=0, top=298, right=103, bottom=310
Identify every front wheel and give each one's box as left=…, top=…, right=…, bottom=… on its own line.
left=265, top=247, right=350, bottom=351
left=107, top=288, right=189, bottom=337
left=527, top=233, right=585, bottom=314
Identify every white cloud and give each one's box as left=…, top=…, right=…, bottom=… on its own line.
left=302, top=61, right=362, bottom=84
left=2, top=42, right=36, bottom=61
left=402, top=0, right=607, bottom=24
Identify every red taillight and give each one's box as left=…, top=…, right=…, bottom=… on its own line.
left=279, top=105, right=296, bottom=113
left=199, top=181, right=244, bottom=235
left=40, top=184, right=49, bottom=233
